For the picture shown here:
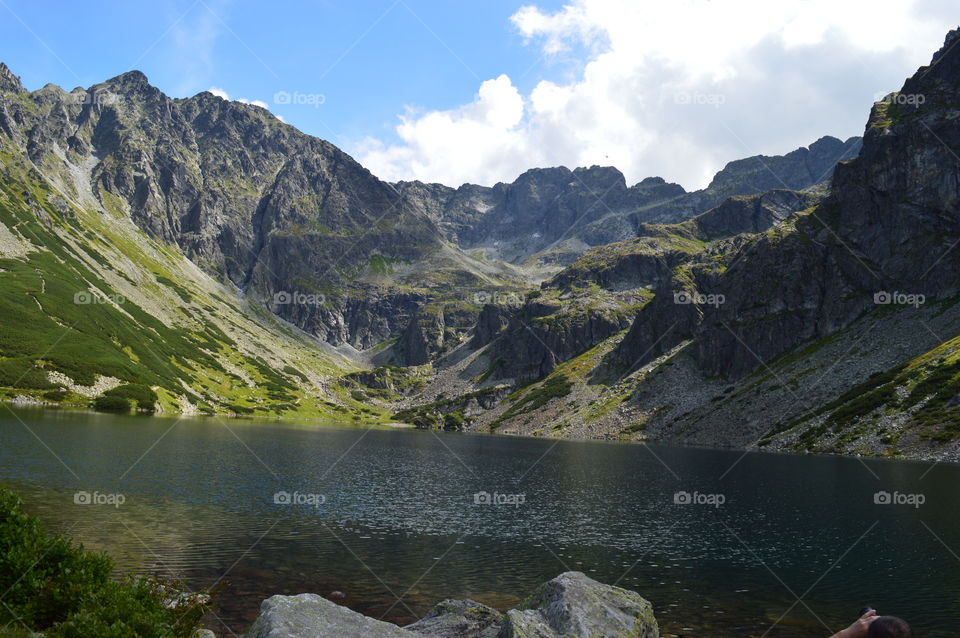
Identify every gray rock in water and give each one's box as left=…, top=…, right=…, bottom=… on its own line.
left=245, top=593, right=413, bottom=638
left=244, top=573, right=657, bottom=638
left=500, top=572, right=658, bottom=638
left=406, top=598, right=504, bottom=637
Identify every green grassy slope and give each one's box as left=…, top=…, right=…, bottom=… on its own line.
left=0, top=151, right=377, bottom=420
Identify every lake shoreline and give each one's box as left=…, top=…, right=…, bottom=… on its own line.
left=6, top=399, right=959, bottom=468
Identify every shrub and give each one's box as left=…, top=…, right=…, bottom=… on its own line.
left=0, top=486, right=213, bottom=637
left=444, top=411, right=466, bottom=429
left=93, top=395, right=131, bottom=413
left=103, top=383, right=157, bottom=412
left=0, top=358, right=54, bottom=389
left=42, top=389, right=69, bottom=402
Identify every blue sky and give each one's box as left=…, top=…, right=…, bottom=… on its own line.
left=1, top=1, right=956, bottom=188
left=0, top=0, right=568, bottom=151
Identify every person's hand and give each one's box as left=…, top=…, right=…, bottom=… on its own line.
left=831, top=609, right=878, bottom=638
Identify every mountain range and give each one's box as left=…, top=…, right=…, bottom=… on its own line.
left=2, top=28, right=959, bottom=461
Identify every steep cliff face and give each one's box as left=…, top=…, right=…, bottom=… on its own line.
left=474, top=288, right=648, bottom=383
left=0, top=68, right=520, bottom=350
left=395, top=137, right=858, bottom=267
left=615, top=29, right=960, bottom=380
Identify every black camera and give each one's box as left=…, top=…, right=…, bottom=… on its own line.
left=859, top=607, right=875, bottom=617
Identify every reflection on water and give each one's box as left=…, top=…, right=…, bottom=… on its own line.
left=0, top=407, right=957, bottom=637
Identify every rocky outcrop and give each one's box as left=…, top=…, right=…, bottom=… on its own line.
left=678, top=188, right=819, bottom=241
left=501, top=572, right=658, bottom=638
left=397, top=308, right=447, bottom=366
left=393, top=304, right=483, bottom=366
left=246, top=593, right=412, bottom=638
left=482, top=290, right=640, bottom=382
left=0, top=62, right=24, bottom=94
left=471, top=304, right=514, bottom=348
left=703, top=135, right=861, bottom=200
left=244, top=572, right=658, bottom=638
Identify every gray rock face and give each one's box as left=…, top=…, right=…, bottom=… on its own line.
left=703, top=135, right=861, bottom=198
left=500, top=572, right=658, bottom=638
left=614, top=29, right=960, bottom=380
left=0, top=62, right=24, bottom=94
left=471, top=304, right=514, bottom=348
left=406, top=599, right=505, bottom=637
left=245, top=593, right=413, bottom=638
left=397, top=308, right=448, bottom=366
left=244, top=573, right=657, bottom=638
left=482, top=291, right=638, bottom=382
left=681, top=188, right=819, bottom=241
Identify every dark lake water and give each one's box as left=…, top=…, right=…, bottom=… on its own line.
left=0, top=406, right=957, bottom=637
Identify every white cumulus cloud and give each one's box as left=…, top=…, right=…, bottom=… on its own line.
left=207, top=86, right=230, bottom=100
left=204, top=87, right=283, bottom=121
left=357, top=0, right=956, bottom=189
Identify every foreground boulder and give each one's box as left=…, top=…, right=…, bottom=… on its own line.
left=244, top=572, right=658, bottom=637
left=501, top=572, right=658, bottom=638
left=245, top=593, right=412, bottom=638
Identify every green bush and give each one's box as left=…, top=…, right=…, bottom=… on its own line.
left=42, top=389, right=69, bottom=402
left=502, top=373, right=573, bottom=420
left=103, top=384, right=157, bottom=412
left=444, top=411, right=466, bottom=429
left=0, top=358, right=54, bottom=389
left=0, top=486, right=213, bottom=637
left=228, top=403, right=254, bottom=415
left=93, top=395, right=132, bottom=413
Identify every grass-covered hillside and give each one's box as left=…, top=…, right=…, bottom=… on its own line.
left=0, top=149, right=380, bottom=420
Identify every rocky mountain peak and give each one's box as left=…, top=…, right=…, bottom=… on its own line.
left=99, top=69, right=155, bottom=96
left=931, top=27, right=960, bottom=64
left=0, top=62, right=25, bottom=94
left=637, top=176, right=669, bottom=187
